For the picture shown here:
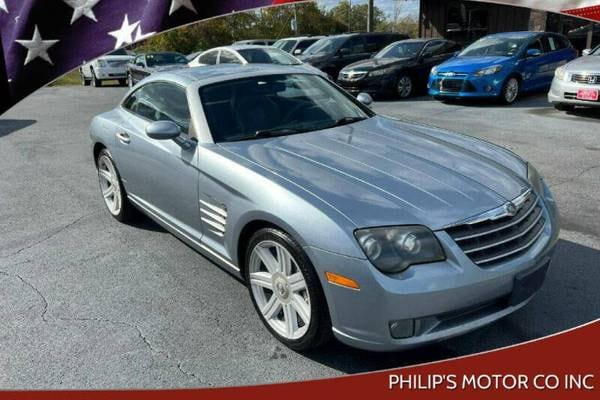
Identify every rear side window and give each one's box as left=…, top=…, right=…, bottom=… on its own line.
left=123, top=82, right=191, bottom=134
left=219, top=51, right=241, bottom=64
left=198, top=50, right=218, bottom=65
left=296, top=39, right=318, bottom=52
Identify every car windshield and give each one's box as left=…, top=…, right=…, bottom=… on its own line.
left=302, top=37, right=346, bottom=56
left=237, top=48, right=302, bottom=65
left=200, top=74, right=373, bottom=143
left=273, top=40, right=296, bottom=52
left=146, top=53, right=188, bottom=67
left=459, top=36, right=529, bottom=57
left=376, top=41, right=424, bottom=59
left=109, top=49, right=129, bottom=56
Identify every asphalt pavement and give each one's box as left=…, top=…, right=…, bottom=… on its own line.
left=0, top=86, right=598, bottom=389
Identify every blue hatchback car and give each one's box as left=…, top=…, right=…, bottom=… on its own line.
left=428, top=31, right=577, bottom=104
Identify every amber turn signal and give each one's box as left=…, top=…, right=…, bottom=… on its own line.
left=325, top=272, right=360, bottom=290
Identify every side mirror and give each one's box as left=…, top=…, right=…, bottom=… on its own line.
left=526, top=48, right=542, bottom=58
left=421, top=51, right=433, bottom=60
left=357, top=93, right=373, bottom=107
left=582, top=48, right=591, bottom=56
left=146, top=121, right=180, bottom=140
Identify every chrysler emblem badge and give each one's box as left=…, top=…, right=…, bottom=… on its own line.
left=506, top=202, right=518, bottom=217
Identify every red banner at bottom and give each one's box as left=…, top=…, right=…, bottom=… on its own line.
left=1, top=319, right=598, bottom=399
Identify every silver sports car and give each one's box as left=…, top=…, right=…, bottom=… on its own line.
left=89, top=64, right=559, bottom=352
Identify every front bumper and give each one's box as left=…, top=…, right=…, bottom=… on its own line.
left=428, top=73, right=506, bottom=99
left=94, top=67, right=127, bottom=80
left=306, top=193, right=559, bottom=352
left=548, top=76, right=600, bottom=107
left=337, top=74, right=395, bottom=96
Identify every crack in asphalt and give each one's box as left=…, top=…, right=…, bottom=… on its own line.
left=549, top=165, right=600, bottom=189
left=1, top=212, right=99, bottom=259
left=0, top=271, right=203, bottom=384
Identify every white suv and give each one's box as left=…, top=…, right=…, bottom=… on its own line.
left=80, top=49, right=134, bottom=87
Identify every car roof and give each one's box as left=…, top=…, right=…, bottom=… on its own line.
left=150, top=64, right=316, bottom=87
left=277, top=36, right=325, bottom=41
left=487, top=31, right=542, bottom=39
left=145, top=51, right=185, bottom=56
left=222, top=44, right=274, bottom=50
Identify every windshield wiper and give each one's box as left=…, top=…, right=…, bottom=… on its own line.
left=330, top=116, right=368, bottom=128
left=253, top=128, right=303, bottom=139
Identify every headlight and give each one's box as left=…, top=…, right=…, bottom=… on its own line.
left=527, top=163, right=544, bottom=195
left=369, top=68, right=392, bottom=77
left=97, top=59, right=107, bottom=68
left=554, top=65, right=569, bottom=81
left=474, top=65, right=502, bottom=77
left=430, top=65, right=439, bottom=75
left=355, top=226, right=445, bottom=273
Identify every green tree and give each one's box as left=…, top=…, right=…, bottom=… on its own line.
left=329, top=0, right=385, bottom=32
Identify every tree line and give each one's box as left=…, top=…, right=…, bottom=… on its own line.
left=136, top=1, right=419, bottom=55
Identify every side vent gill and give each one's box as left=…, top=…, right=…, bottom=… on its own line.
left=199, top=199, right=227, bottom=238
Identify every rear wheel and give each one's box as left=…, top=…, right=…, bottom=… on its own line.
left=500, top=76, right=520, bottom=104
left=245, top=228, right=331, bottom=351
left=396, top=75, right=414, bottom=99
left=96, top=149, right=135, bottom=222
left=80, top=70, right=90, bottom=86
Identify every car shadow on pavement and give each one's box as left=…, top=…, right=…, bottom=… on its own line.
left=563, top=107, right=600, bottom=120
left=302, top=238, right=600, bottom=374
left=437, top=92, right=551, bottom=109
left=0, top=119, right=37, bottom=138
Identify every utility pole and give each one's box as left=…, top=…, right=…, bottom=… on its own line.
left=348, top=0, right=352, bottom=32
left=367, top=0, right=374, bottom=32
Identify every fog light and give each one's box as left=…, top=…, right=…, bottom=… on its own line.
left=389, top=319, right=415, bottom=339
left=484, top=85, right=493, bottom=92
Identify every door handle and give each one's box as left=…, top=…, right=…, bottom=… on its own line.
left=116, top=132, right=131, bottom=144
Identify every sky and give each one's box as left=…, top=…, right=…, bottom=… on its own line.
left=316, top=0, right=420, bottom=19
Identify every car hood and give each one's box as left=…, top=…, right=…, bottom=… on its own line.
left=437, top=56, right=511, bottom=73
left=344, top=57, right=412, bottom=71
left=220, top=116, right=529, bottom=229
left=565, top=55, right=600, bottom=72
left=149, top=64, right=189, bottom=72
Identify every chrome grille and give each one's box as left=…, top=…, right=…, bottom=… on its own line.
left=108, top=60, right=128, bottom=67
left=571, top=73, right=600, bottom=85
left=446, top=191, right=545, bottom=266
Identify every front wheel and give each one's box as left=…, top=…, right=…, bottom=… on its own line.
left=500, top=76, right=520, bottom=104
left=245, top=228, right=331, bottom=351
left=96, top=149, right=136, bottom=222
left=80, top=70, right=90, bottom=86
left=396, top=75, right=414, bottom=99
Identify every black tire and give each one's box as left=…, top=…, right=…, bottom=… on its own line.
left=80, top=70, right=90, bottom=86
left=118, top=79, right=127, bottom=87
left=500, top=76, right=520, bottom=105
left=96, top=149, right=136, bottom=223
left=91, top=68, right=102, bottom=87
left=396, top=74, right=414, bottom=99
left=554, top=103, right=575, bottom=112
left=245, top=228, right=332, bottom=352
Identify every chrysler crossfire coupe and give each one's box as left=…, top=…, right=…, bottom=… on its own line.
left=428, top=31, right=576, bottom=104
left=89, top=65, right=559, bottom=351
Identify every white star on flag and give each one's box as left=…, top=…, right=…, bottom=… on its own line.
left=63, top=0, right=101, bottom=24
left=135, top=26, right=156, bottom=42
left=0, top=0, right=8, bottom=13
left=169, top=0, right=197, bottom=15
left=16, top=25, right=60, bottom=65
left=108, top=14, right=139, bottom=49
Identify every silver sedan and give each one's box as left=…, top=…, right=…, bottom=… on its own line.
left=549, top=44, right=600, bottom=110
left=89, top=64, right=559, bottom=351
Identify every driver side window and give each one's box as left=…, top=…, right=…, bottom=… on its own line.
left=525, top=38, right=544, bottom=54
left=198, top=50, right=218, bottom=65
left=123, top=83, right=191, bottom=134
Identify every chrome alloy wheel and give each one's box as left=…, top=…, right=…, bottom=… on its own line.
left=249, top=240, right=311, bottom=340
left=97, top=155, right=122, bottom=216
left=397, top=76, right=413, bottom=98
left=504, top=78, right=519, bottom=103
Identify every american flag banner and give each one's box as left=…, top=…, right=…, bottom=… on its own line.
left=0, top=0, right=303, bottom=115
